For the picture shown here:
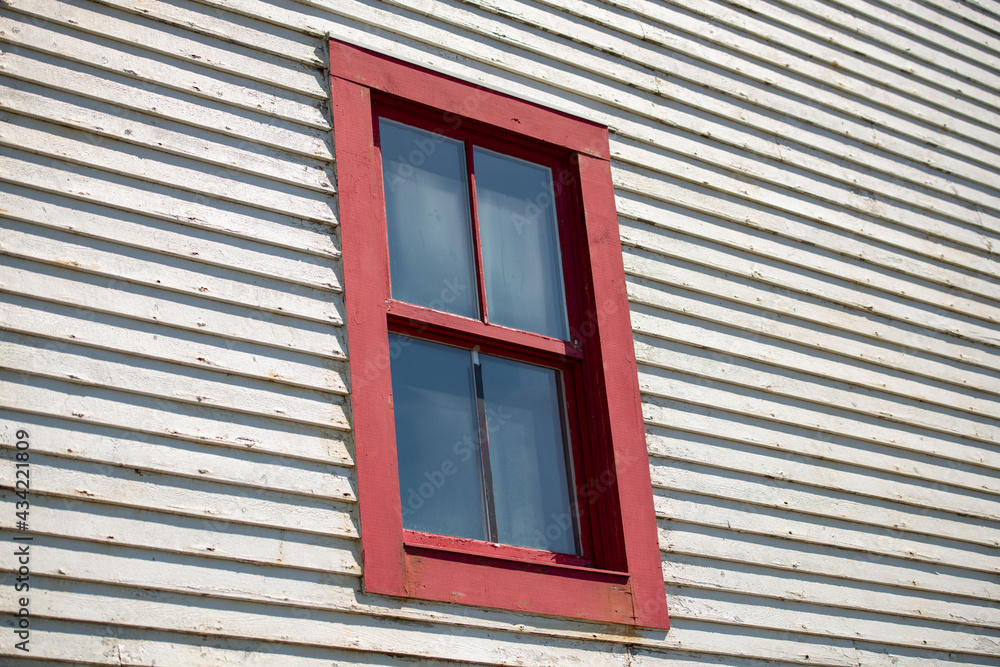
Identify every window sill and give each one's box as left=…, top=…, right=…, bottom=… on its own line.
left=400, top=531, right=637, bottom=624
left=403, top=530, right=622, bottom=573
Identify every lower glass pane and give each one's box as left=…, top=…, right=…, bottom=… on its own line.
left=480, top=354, right=579, bottom=555
left=389, top=334, right=487, bottom=540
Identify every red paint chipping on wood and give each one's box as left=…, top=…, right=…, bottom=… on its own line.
left=329, top=41, right=609, bottom=160
left=331, top=37, right=668, bottom=629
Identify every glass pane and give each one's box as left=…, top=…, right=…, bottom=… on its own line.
left=380, top=119, right=478, bottom=318
left=390, top=335, right=487, bottom=540
left=474, top=148, right=569, bottom=339
left=480, top=354, right=578, bottom=555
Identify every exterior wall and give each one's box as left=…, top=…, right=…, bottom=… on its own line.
left=1, top=0, right=998, bottom=664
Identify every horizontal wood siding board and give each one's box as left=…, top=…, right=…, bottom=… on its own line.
left=636, top=340, right=999, bottom=449
left=0, top=257, right=347, bottom=359
left=0, top=415, right=354, bottom=497
left=640, top=369, right=1000, bottom=470
left=0, top=9, right=328, bottom=123
left=643, top=398, right=1000, bottom=497
left=0, top=152, right=339, bottom=258
left=623, top=251, right=1000, bottom=373
left=0, top=79, right=335, bottom=193
left=616, top=199, right=1000, bottom=338
left=2, top=619, right=487, bottom=666
left=660, top=523, right=999, bottom=602
left=0, top=187, right=341, bottom=293
left=646, top=427, right=1000, bottom=522
left=626, top=275, right=1000, bottom=398
left=660, top=558, right=1000, bottom=629
left=5, top=0, right=327, bottom=97
left=664, top=591, right=1000, bottom=658
left=1, top=219, right=343, bottom=326
left=0, top=294, right=348, bottom=394
left=614, top=169, right=1000, bottom=297
left=2, top=492, right=360, bottom=575
left=0, top=113, right=336, bottom=224
left=656, top=491, right=1000, bottom=575
left=617, top=195, right=1000, bottom=317
left=0, top=376, right=352, bottom=463
left=0, top=46, right=333, bottom=159
left=649, top=456, right=1000, bottom=548
left=632, top=310, right=1000, bottom=421
left=88, top=0, right=324, bottom=66
left=0, top=454, right=357, bottom=536
left=613, top=0, right=1000, bottom=109
left=0, top=333, right=349, bottom=430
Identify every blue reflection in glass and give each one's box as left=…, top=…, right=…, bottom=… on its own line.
left=474, top=148, right=569, bottom=339
left=380, top=119, right=479, bottom=319
left=389, top=335, right=487, bottom=540
left=480, top=354, right=578, bottom=555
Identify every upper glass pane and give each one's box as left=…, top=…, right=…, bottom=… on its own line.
left=474, top=148, right=570, bottom=340
left=480, top=354, right=578, bottom=555
left=380, top=119, right=479, bottom=319
left=389, top=335, right=487, bottom=540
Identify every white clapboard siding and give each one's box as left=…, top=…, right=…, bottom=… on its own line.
left=1, top=219, right=341, bottom=324
left=0, top=11, right=327, bottom=127
left=660, top=523, right=999, bottom=602
left=617, top=183, right=1000, bottom=304
left=626, top=271, right=1000, bottom=397
left=6, top=0, right=327, bottom=98
left=622, top=243, right=1000, bottom=372
left=0, top=257, right=347, bottom=358
left=0, top=491, right=360, bottom=574
left=646, top=428, right=1000, bottom=524
left=1, top=620, right=480, bottom=666
left=0, top=81, right=335, bottom=193
left=655, top=492, right=1000, bottom=577
left=0, top=415, right=353, bottom=499
left=613, top=151, right=1000, bottom=292
left=0, top=294, right=348, bottom=393
left=0, top=115, right=335, bottom=223
left=0, top=48, right=332, bottom=159
left=0, top=332, right=349, bottom=429
left=648, top=454, right=1000, bottom=548
left=644, top=399, right=1000, bottom=497
left=1, top=0, right=998, bottom=664
left=637, top=341, right=999, bottom=449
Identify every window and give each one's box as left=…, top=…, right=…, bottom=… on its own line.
left=330, top=38, right=669, bottom=628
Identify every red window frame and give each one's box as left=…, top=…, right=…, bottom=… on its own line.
left=330, top=38, right=669, bottom=628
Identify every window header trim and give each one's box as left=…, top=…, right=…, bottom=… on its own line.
left=329, top=39, right=610, bottom=160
